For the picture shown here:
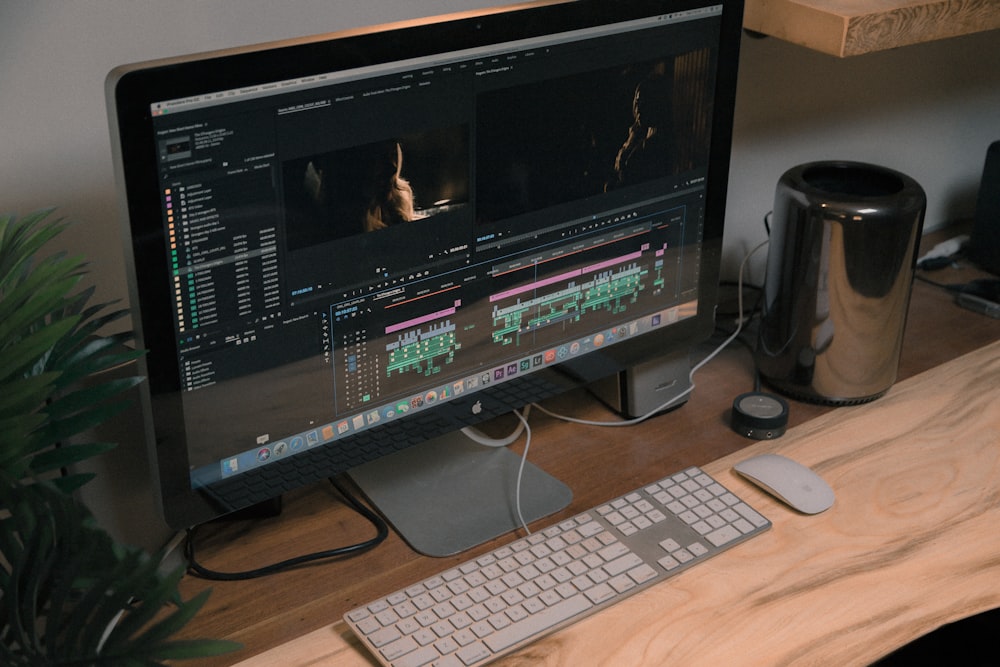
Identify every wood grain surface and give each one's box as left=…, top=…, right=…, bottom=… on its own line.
left=233, top=339, right=1000, bottom=666
left=744, top=0, right=1000, bottom=56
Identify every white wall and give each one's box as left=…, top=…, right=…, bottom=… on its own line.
left=0, top=0, right=499, bottom=312
left=725, top=28, right=1000, bottom=279
left=2, top=1, right=999, bottom=304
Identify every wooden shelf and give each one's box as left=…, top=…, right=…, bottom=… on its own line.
left=744, top=0, right=1000, bottom=57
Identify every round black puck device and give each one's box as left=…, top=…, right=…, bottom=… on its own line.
left=731, top=391, right=789, bottom=440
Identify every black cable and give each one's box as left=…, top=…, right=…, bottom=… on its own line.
left=915, top=272, right=960, bottom=291
left=185, top=477, right=389, bottom=581
left=916, top=256, right=960, bottom=272
left=916, top=271, right=1000, bottom=300
left=749, top=212, right=770, bottom=393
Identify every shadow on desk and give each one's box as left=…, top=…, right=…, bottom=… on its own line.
left=873, top=607, right=1000, bottom=666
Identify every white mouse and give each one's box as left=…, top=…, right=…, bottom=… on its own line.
left=733, top=453, right=834, bottom=514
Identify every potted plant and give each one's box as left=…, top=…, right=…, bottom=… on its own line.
left=0, top=209, right=238, bottom=665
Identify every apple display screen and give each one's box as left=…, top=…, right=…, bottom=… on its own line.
left=107, top=0, right=743, bottom=548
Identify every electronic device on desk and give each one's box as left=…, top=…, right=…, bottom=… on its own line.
left=955, top=280, right=1000, bottom=319
left=968, top=140, right=1000, bottom=276
left=106, top=0, right=744, bottom=559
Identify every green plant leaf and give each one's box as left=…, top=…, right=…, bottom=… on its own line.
left=0, top=373, right=57, bottom=416
left=0, top=281, right=80, bottom=354
left=0, top=263, right=83, bottom=319
left=75, top=555, right=151, bottom=658
left=33, top=494, right=109, bottom=655
left=45, top=375, right=144, bottom=420
left=30, top=400, right=132, bottom=454
left=0, top=316, right=78, bottom=383
left=28, top=442, right=118, bottom=475
left=0, top=482, right=69, bottom=659
left=100, top=568, right=193, bottom=655
left=0, top=418, right=48, bottom=480
left=0, top=210, right=73, bottom=286
left=75, top=301, right=133, bottom=337
left=0, top=254, right=83, bottom=324
left=48, top=470, right=98, bottom=494
left=49, top=321, right=136, bottom=369
left=53, top=301, right=133, bottom=351
left=1, top=210, right=230, bottom=665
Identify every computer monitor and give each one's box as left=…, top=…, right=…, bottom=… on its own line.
left=106, top=0, right=744, bottom=557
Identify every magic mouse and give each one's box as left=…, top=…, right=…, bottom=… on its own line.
left=733, top=453, right=834, bottom=514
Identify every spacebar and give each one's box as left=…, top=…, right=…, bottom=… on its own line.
left=484, top=594, right=594, bottom=653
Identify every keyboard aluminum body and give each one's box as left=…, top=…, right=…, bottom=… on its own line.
left=345, top=466, right=770, bottom=667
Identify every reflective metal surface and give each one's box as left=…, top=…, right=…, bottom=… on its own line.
left=756, top=161, right=926, bottom=404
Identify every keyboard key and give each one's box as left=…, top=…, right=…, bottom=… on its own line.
left=604, top=552, right=643, bottom=577
left=457, top=642, right=492, bottom=665
left=628, top=564, right=658, bottom=584
left=347, top=608, right=370, bottom=623
left=484, top=594, right=593, bottom=652
left=735, top=503, right=769, bottom=528
left=658, top=555, right=680, bottom=570
left=585, top=583, right=616, bottom=605
left=706, top=524, right=741, bottom=547
left=369, top=626, right=401, bottom=648
left=393, top=644, right=438, bottom=667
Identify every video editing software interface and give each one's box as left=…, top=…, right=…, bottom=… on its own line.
left=149, top=6, right=724, bottom=490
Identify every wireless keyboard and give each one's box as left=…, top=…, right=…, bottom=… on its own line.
left=345, top=466, right=770, bottom=667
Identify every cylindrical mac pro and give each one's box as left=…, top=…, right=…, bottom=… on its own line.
left=756, top=161, right=926, bottom=404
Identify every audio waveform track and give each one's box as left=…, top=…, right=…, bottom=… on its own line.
left=580, top=263, right=645, bottom=316
left=490, top=249, right=662, bottom=347
left=386, top=320, right=460, bottom=377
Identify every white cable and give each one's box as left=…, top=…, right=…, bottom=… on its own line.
left=461, top=405, right=532, bottom=447
left=534, top=238, right=769, bottom=427
left=462, top=406, right=534, bottom=533
left=511, top=409, right=533, bottom=535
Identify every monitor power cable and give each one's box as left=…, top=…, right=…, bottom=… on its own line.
left=511, top=409, right=534, bottom=535
left=461, top=404, right=532, bottom=448
left=462, top=407, right=536, bottom=535
left=184, top=477, right=388, bottom=581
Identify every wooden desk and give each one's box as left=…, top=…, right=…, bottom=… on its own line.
left=221, top=339, right=1000, bottom=666
left=179, top=235, right=998, bottom=665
